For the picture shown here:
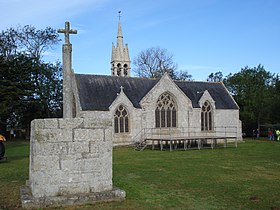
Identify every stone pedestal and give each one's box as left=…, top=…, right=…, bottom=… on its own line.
left=20, top=118, right=125, bottom=209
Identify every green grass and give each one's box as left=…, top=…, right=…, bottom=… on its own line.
left=0, top=140, right=29, bottom=210
left=1, top=139, right=280, bottom=209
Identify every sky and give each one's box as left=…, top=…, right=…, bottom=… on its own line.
left=1, top=0, right=280, bottom=81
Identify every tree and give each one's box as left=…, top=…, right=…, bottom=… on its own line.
left=16, top=25, right=60, bottom=61
left=269, top=75, right=280, bottom=123
left=0, top=25, right=62, bottom=136
left=0, top=54, right=62, bottom=135
left=0, top=28, right=18, bottom=58
left=207, top=71, right=223, bottom=82
left=175, top=70, right=193, bottom=81
left=133, top=47, right=192, bottom=80
left=0, top=25, right=60, bottom=61
left=32, top=61, right=63, bottom=118
left=224, top=65, right=275, bottom=133
left=0, top=54, right=35, bottom=129
left=133, top=47, right=177, bottom=79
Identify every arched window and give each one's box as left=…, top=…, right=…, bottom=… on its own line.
left=117, top=63, right=121, bottom=76
left=114, top=105, right=129, bottom=133
left=201, top=101, right=213, bottom=131
left=112, top=64, right=115, bottom=76
left=155, top=92, right=177, bottom=128
left=123, top=64, right=128, bottom=76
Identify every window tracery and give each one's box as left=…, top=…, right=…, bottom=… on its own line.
left=201, top=101, right=213, bottom=131
left=114, top=105, right=129, bottom=133
left=155, top=93, right=177, bottom=128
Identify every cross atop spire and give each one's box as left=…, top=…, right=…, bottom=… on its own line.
left=118, top=11, right=121, bottom=21
left=58, top=21, right=77, bottom=44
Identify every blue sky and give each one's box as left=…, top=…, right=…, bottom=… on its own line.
left=1, top=0, right=279, bottom=80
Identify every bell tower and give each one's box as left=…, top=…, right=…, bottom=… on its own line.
left=111, top=11, right=131, bottom=77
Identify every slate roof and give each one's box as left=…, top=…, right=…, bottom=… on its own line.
left=175, top=81, right=238, bottom=109
left=75, top=74, right=239, bottom=111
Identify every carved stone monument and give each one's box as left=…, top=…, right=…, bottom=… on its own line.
left=20, top=22, right=125, bottom=209
left=58, top=21, right=77, bottom=118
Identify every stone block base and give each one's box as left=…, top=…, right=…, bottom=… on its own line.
left=20, top=185, right=126, bottom=209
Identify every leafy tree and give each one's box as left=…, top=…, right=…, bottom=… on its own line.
left=207, top=71, right=223, bottom=82
left=0, top=28, right=18, bottom=58
left=133, top=47, right=192, bottom=80
left=269, top=75, right=280, bottom=123
left=0, top=25, right=62, bottom=136
left=0, top=54, right=35, bottom=129
left=224, top=65, right=275, bottom=133
left=175, top=70, right=193, bottom=81
left=0, top=54, right=62, bottom=135
left=32, top=61, right=63, bottom=118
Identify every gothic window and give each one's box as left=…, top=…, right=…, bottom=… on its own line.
left=123, top=64, right=128, bottom=76
left=117, top=63, right=121, bottom=76
left=155, top=92, right=177, bottom=128
left=201, top=101, right=213, bottom=131
left=114, top=105, right=129, bottom=133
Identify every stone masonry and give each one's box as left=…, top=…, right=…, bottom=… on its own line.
left=20, top=118, right=125, bottom=209
left=75, top=74, right=242, bottom=146
left=58, top=21, right=77, bottom=118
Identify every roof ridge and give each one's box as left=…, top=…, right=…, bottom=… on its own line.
left=75, top=73, right=160, bottom=81
left=75, top=74, right=239, bottom=111
left=75, top=73, right=223, bottom=84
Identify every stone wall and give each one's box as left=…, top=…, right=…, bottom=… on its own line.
left=29, top=118, right=112, bottom=197
left=21, top=118, right=125, bottom=208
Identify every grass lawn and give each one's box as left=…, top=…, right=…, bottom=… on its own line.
left=0, top=139, right=280, bottom=209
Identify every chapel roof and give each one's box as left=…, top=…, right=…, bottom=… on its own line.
left=75, top=74, right=239, bottom=111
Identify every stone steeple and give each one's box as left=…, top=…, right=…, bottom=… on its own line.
left=111, top=12, right=131, bottom=77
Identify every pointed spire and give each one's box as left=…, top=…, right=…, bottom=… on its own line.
left=117, top=12, right=124, bottom=48
left=117, top=20, right=123, bottom=38
left=111, top=11, right=131, bottom=77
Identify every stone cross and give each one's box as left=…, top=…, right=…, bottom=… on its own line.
left=57, top=21, right=77, bottom=118
left=120, top=86, right=124, bottom=92
left=58, top=21, right=77, bottom=44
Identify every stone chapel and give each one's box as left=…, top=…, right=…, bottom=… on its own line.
left=66, top=19, right=242, bottom=146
